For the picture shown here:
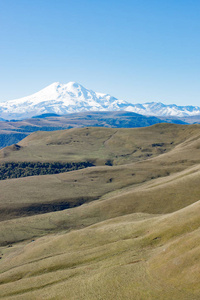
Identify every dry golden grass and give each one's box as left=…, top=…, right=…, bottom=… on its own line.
left=0, top=124, right=200, bottom=299
left=0, top=201, right=200, bottom=299
left=0, top=162, right=200, bottom=247
left=1, top=124, right=200, bottom=222
left=1, top=123, right=200, bottom=165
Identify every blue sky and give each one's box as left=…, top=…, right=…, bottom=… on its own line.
left=0, top=0, right=200, bottom=105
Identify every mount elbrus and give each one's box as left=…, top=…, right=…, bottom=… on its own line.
left=1, top=81, right=200, bottom=120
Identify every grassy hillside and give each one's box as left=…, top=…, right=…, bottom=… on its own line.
left=0, top=201, right=199, bottom=299
left=1, top=123, right=200, bottom=165
left=0, top=124, right=200, bottom=299
left=0, top=163, right=200, bottom=245
left=0, top=111, right=188, bottom=149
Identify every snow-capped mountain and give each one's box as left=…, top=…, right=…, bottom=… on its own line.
left=0, top=82, right=200, bottom=120
left=126, top=102, right=200, bottom=117
left=0, top=82, right=130, bottom=120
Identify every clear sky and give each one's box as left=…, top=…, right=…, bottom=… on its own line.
left=0, top=0, right=200, bottom=105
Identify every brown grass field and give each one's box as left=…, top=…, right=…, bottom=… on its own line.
left=0, top=124, right=200, bottom=299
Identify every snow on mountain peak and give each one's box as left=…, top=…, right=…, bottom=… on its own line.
left=0, top=82, right=200, bottom=120
left=66, top=81, right=81, bottom=89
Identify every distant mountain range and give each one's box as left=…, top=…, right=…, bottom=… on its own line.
left=0, top=82, right=200, bottom=120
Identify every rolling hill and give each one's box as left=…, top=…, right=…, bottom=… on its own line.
left=0, top=110, right=188, bottom=149
left=0, top=124, right=200, bottom=299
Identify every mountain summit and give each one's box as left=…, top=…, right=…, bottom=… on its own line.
left=0, top=82, right=200, bottom=120
left=0, top=82, right=130, bottom=120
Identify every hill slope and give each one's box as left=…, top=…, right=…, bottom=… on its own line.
left=1, top=123, right=198, bottom=165
left=0, top=111, right=189, bottom=149
left=0, top=124, right=200, bottom=299
left=0, top=200, right=199, bottom=299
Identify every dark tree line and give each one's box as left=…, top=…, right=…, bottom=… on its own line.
left=0, top=161, right=94, bottom=180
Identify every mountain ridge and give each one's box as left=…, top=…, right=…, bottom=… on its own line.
left=0, top=82, right=200, bottom=120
